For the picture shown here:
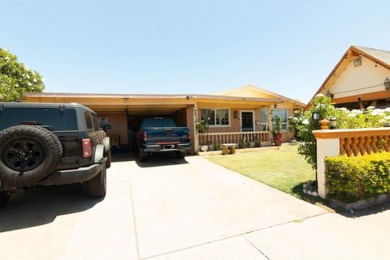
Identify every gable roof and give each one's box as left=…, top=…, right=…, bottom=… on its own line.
left=307, top=45, right=390, bottom=109
left=353, top=46, right=390, bottom=69
left=216, top=85, right=306, bottom=107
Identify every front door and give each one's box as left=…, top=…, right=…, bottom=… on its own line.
left=241, top=111, right=254, bottom=132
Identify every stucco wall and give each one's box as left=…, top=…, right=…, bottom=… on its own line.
left=331, top=57, right=389, bottom=99
left=98, top=112, right=128, bottom=148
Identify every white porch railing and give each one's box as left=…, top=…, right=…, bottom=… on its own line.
left=198, top=131, right=272, bottom=147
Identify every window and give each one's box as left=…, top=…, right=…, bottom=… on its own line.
left=201, top=109, right=230, bottom=126
left=271, top=109, right=288, bottom=130
left=0, top=108, right=77, bottom=131
left=260, top=109, right=269, bottom=131
left=84, top=111, right=93, bottom=129
left=92, top=114, right=99, bottom=130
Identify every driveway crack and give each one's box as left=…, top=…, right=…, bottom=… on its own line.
left=129, top=178, right=141, bottom=260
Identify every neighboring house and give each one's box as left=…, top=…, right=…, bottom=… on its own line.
left=308, top=46, right=390, bottom=110
left=22, top=85, right=305, bottom=153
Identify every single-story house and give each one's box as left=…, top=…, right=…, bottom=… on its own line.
left=23, top=85, right=305, bottom=153
left=307, top=46, right=390, bottom=110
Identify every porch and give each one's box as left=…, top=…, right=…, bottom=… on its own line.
left=197, top=131, right=273, bottom=150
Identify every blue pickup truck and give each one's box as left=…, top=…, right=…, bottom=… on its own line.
left=136, top=117, right=191, bottom=161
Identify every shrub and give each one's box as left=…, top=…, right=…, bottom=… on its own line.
left=326, top=153, right=390, bottom=201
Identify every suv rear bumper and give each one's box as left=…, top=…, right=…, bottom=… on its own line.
left=37, top=160, right=105, bottom=186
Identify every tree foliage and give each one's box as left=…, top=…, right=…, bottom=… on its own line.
left=296, top=94, right=337, bottom=170
left=293, top=94, right=390, bottom=171
left=0, top=48, right=45, bottom=102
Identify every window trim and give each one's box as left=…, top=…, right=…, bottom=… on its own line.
left=200, top=108, right=231, bottom=127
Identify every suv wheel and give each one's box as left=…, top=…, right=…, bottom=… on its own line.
left=106, top=148, right=112, bottom=168
left=87, top=161, right=107, bottom=198
left=0, top=125, right=63, bottom=185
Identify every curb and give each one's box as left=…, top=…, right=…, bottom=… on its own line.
left=329, top=193, right=390, bottom=211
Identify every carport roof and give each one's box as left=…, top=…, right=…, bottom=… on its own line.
left=23, top=86, right=305, bottom=115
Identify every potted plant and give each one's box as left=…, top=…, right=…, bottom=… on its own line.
left=272, top=115, right=283, bottom=146
left=196, top=120, right=210, bottom=151
left=254, top=136, right=261, bottom=147
left=240, top=137, right=249, bottom=148
left=195, top=120, right=209, bottom=133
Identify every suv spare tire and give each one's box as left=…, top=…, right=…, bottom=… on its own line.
left=0, top=125, right=63, bottom=185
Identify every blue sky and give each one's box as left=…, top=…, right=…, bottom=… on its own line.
left=0, top=0, right=389, bottom=103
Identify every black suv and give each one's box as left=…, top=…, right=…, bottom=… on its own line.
left=0, top=102, right=112, bottom=207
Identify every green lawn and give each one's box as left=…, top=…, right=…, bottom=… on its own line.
left=206, top=145, right=320, bottom=202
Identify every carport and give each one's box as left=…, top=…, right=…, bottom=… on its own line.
left=22, top=93, right=196, bottom=153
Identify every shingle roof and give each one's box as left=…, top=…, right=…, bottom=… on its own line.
left=352, top=46, right=390, bottom=69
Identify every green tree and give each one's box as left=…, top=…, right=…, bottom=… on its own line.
left=297, top=94, right=337, bottom=170
left=0, top=48, right=45, bottom=102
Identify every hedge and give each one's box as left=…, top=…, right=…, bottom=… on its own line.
left=325, top=153, right=390, bottom=201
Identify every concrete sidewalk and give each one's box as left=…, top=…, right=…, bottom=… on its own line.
left=1, top=155, right=389, bottom=259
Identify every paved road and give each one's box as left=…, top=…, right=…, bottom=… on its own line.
left=1, top=154, right=389, bottom=259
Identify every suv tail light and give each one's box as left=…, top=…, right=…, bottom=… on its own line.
left=142, top=131, right=147, bottom=141
left=82, top=139, right=92, bottom=158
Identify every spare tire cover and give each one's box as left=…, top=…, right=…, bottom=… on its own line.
left=0, top=125, right=63, bottom=185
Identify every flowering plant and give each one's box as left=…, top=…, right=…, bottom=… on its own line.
left=296, top=94, right=390, bottom=170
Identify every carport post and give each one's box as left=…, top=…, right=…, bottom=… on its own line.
left=192, top=107, right=199, bottom=152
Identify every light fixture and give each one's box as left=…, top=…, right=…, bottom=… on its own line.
left=312, top=112, right=320, bottom=122
left=326, top=90, right=334, bottom=99
left=329, top=117, right=337, bottom=129
left=384, top=77, right=390, bottom=91
left=234, top=111, right=238, bottom=119
left=354, top=56, right=362, bottom=67
left=274, top=104, right=278, bottom=109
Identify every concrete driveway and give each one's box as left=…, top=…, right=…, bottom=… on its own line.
left=1, top=154, right=389, bottom=259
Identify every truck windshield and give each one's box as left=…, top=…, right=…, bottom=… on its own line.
left=141, top=118, right=176, bottom=128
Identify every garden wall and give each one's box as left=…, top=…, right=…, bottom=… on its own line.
left=313, top=128, right=390, bottom=198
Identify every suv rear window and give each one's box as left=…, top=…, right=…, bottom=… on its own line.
left=0, top=108, right=78, bottom=131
